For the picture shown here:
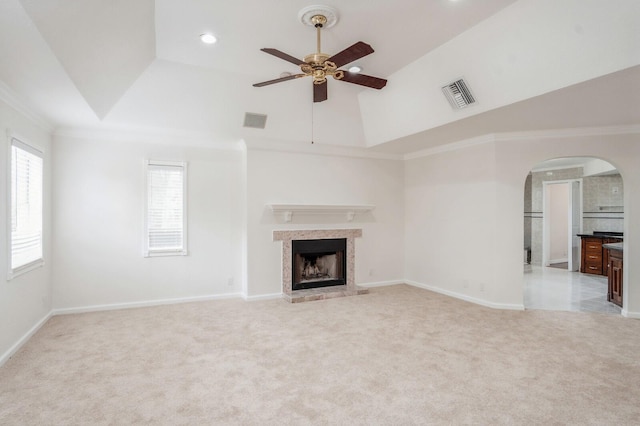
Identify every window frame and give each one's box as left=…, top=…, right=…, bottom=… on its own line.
left=7, top=134, right=44, bottom=280
left=143, top=159, right=188, bottom=257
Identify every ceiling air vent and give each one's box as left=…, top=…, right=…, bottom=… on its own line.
left=243, top=112, right=267, bottom=129
left=442, top=78, right=476, bottom=110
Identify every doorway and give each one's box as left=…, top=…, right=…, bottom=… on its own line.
left=523, top=157, right=624, bottom=314
left=542, top=179, right=581, bottom=271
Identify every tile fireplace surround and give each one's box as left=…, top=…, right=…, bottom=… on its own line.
left=273, top=229, right=369, bottom=303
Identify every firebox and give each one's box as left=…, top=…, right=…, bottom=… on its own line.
left=292, top=238, right=347, bottom=291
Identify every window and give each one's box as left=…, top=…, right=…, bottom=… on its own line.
left=9, top=137, right=44, bottom=278
left=144, top=160, right=187, bottom=257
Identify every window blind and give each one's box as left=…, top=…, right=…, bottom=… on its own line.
left=10, top=138, right=43, bottom=271
left=146, top=161, right=186, bottom=255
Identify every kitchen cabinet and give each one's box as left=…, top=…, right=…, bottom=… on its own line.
left=606, top=246, right=623, bottom=307
left=578, top=234, right=623, bottom=276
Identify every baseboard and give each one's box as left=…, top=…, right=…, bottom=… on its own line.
left=0, top=311, right=53, bottom=367
left=621, top=309, right=640, bottom=319
left=404, top=280, right=525, bottom=311
left=242, top=293, right=283, bottom=301
left=52, top=293, right=245, bottom=316
left=547, top=258, right=568, bottom=265
left=358, top=280, right=405, bottom=288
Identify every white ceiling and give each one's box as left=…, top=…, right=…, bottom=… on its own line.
left=0, top=0, right=637, bottom=154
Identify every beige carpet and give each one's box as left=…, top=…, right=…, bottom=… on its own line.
left=1, top=285, right=639, bottom=425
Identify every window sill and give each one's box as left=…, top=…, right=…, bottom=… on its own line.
left=144, top=250, right=188, bottom=258
left=8, top=259, right=44, bottom=280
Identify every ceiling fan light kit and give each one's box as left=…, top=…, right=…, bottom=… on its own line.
left=253, top=4, right=387, bottom=103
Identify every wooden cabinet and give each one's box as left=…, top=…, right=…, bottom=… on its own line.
left=607, top=248, right=623, bottom=307
left=581, top=237, right=603, bottom=274
left=579, top=236, right=622, bottom=276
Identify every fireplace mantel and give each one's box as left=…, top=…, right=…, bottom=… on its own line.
left=268, top=204, right=375, bottom=222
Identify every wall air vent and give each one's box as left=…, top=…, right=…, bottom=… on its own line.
left=442, top=78, right=476, bottom=110
left=243, top=112, right=267, bottom=129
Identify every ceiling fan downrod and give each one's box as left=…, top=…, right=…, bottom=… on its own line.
left=301, top=14, right=342, bottom=85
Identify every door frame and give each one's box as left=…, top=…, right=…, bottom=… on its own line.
left=542, top=178, right=583, bottom=268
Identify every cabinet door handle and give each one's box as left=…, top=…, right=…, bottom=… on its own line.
left=589, top=266, right=598, bottom=270
left=588, top=255, right=599, bottom=259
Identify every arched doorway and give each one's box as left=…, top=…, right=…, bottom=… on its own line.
left=523, top=157, right=624, bottom=314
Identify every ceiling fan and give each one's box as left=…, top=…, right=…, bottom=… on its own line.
left=252, top=7, right=387, bottom=103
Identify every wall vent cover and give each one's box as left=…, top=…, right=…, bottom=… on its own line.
left=243, top=112, right=267, bottom=129
left=442, top=78, right=476, bottom=110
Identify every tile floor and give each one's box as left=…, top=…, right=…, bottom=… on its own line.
left=523, top=264, right=622, bottom=315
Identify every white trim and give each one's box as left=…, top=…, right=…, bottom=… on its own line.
left=621, top=309, right=640, bottom=319
left=405, top=279, right=525, bottom=311
left=242, top=139, right=403, bottom=161
left=0, top=311, right=52, bottom=367
left=403, top=134, right=494, bottom=160
left=54, top=127, right=243, bottom=151
left=0, top=80, right=53, bottom=132
left=52, top=293, right=244, bottom=316
left=358, top=280, right=404, bottom=288
left=402, top=124, right=640, bottom=161
left=242, top=292, right=283, bottom=301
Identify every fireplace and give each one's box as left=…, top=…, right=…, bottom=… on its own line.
left=292, top=238, right=346, bottom=290
left=273, top=229, right=368, bottom=302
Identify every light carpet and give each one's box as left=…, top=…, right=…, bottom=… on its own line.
left=1, top=285, right=639, bottom=425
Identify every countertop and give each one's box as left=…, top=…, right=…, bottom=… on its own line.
left=603, top=242, right=623, bottom=251
left=577, top=233, right=623, bottom=240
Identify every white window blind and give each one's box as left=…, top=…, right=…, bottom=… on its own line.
left=10, top=138, right=44, bottom=274
left=145, top=160, right=187, bottom=256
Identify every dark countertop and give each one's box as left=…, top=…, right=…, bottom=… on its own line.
left=577, top=232, right=623, bottom=240
left=603, top=242, right=623, bottom=252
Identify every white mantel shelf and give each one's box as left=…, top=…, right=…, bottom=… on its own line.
left=268, top=204, right=375, bottom=222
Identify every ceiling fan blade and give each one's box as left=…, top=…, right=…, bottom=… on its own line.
left=313, top=81, right=328, bottom=103
left=327, top=41, right=374, bottom=68
left=260, top=48, right=305, bottom=66
left=339, top=72, right=387, bottom=89
left=253, top=74, right=306, bottom=87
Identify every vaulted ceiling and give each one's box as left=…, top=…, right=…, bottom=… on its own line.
left=0, top=0, right=638, bottom=153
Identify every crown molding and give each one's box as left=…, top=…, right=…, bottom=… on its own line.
left=403, top=124, right=640, bottom=161
left=54, top=126, right=244, bottom=151
left=0, top=79, right=53, bottom=133
left=493, top=124, right=640, bottom=142
left=403, top=133, right=495, bottom=160
left=242, top=138, right=403, bottom=161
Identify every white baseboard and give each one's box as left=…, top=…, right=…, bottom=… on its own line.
left=242, top=292, right=283, bottom=301
left=621, top=309, right=640, bottom=319
left=546, top=257, right=568, bottom=266
left=358, top=280, right=405, bottom=288
left=404, top=280, right=525, bottom=311
left=0, top=311, right=53, bottom=367
left=52, top=293, right=245, bottom=316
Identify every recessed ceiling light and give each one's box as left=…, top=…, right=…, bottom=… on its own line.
left=200, top=33, right=217, bottom=44
left=348, top=66, right=362, bottom=73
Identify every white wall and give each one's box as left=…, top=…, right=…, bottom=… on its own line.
left=0, top=99, right=52, bottom=363
left=51, top=136, right=245, bottom=311
left=360, top=0, right=640, bottom=146
left=245, top=145, right=405, bottom=297
left=404, top=129, right=640, bottom=316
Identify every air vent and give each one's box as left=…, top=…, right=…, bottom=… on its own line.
left=442, top=78, right=476, bottom=110
left=243, top=112, right=267, bottom=129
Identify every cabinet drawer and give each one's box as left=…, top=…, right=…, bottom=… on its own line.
left=585, top=243, right=602, bottom=252
left=585, top=253, right=602, bottom=262
left=584, top=261, right=602, bottom=274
